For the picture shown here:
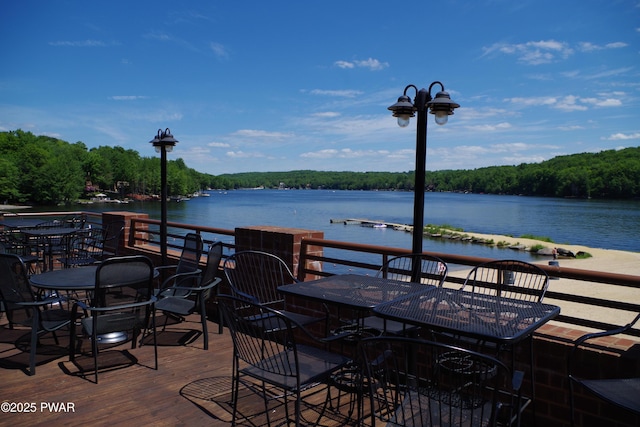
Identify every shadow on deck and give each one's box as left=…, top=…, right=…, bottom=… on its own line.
left=0, top=313, right=359, bottom=426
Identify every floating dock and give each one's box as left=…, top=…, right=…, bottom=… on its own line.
left=330, top=218, right=413, bottom=231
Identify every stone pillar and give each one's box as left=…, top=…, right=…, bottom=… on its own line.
left=234, top=225, right=323, bottom=276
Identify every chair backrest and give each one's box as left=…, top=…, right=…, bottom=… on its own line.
left=359, top=336, right=519, bottom=427
left=218, top=295, right=299, bottom=379
left=461, top=259, right=549, bottom=302
left=175, top=233, right=203, bottom=274
left=223, top=250, right=297, bottom=307
left=198, top=242, right=223, bottom=300
left=101, top=220, right=125, bottom=256
left=377, top=253, right=448, bottom=286
left=0, top=254, right=35, bottom=320
left=65, top=228, right=103, bottom=262
left=95, top=255, right=155, bottom=308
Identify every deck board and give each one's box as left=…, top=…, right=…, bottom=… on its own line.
left=0, top=314, right=360, bottom=426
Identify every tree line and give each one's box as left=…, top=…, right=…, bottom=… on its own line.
left=1, top=130, right=638, bottom=205
left=217, top=147, right=640, bottom=199
left=0, top=130, right=215, bottom=205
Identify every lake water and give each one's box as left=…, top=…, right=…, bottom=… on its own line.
left=53, top=190, right=640, bottom=259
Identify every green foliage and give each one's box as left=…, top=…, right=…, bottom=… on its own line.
left=0, top=130, right=219, bottom=205
left=1, top=130, right=639, bottom=205
left=520, top=234, right=554, bottom=243
left=529, top=244, right=547, bottom=252
left=218, top=147, right=640, bottom=199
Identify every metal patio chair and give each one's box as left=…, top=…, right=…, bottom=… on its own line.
left=568, top=312, right=640, bottom=425
left=218, top=294, right=353, bottom=426
left=0, top=253, right=71, bottom=375
left=69, top=255, right=157, bottom=383
left=154, top=242, right=224, bottom=349
left=223, top=250, right=327, bottom=330
left=362, top=253, right=448, bottom=335
left=359, top=336, right=524, bottom=427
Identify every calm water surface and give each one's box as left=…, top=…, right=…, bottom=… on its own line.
left=54, top=190, right=639, bottom=259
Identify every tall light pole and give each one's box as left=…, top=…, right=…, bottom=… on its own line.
left=388, top=82, right=459, bottom=280
left=150, top=128, right=178, bottom=267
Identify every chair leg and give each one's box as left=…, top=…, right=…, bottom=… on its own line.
left=200, top=297, right=209, bottom=350
left=29, top=313, right=39, bottom=376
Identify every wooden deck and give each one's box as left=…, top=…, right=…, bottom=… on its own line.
left=0, top=313, right=360, bottom=426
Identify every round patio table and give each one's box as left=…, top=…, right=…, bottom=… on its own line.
left=30, top=265, right=159, bottom=291
left=29, top=265, right=99, bottom=291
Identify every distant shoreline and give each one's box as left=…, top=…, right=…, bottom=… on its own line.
left=0, top=204, right=32, bottom=211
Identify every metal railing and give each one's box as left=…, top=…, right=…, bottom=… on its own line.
left=4, top=211, right=639, bottom=338
left=298, top=237, right=640, bottom=338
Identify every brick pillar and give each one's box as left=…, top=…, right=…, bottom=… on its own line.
left=102, top=211, right=149, bottom=256
left=234, top=226, right=323, bottom=276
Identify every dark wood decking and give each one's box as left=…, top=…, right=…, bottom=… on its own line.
left=1, top=313, right=360, bottom=426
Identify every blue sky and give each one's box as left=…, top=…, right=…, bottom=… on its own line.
left=1, top=1, right=639, bottom=175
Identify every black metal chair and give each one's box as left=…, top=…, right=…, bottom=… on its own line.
left=154, top=232, right=203, bottom=291
left=362, top=253, right=448, bottom=335
left=218, top=295, right=353, bottom=426
left=69, top=255, right=157, bottom=383
left=154, top=242, right=224, bottom=349
left=433, top=259, right=550, bottom=422
left=359, top=336, right=524, bottom=427
left=223, top=250, right=327, bottom=329
left=461, top=259, right=549, bottom=303
left=0, top=253, right=71, bottom=375
left=58, top=227, right=103, bottom=268
left=100, top=220, right=125, bottom=259
left=568, top=312, right=640, bottom=426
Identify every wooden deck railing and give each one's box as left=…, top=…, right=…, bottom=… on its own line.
left=2, top=210, right=639, bottom=426
left=298, top=237, right=640, bottom=338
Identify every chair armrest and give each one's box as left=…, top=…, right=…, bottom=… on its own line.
left=155, top=264, right=179, bottom=272
left=573, top=312, right=640, bottom=348
left=160, top=277, right=222, bottom=295
left=159, top=269, right=202, bottom=290
left=76, top=296, right=157, bottom=313
left=285, top=312, right=359, bottom=344
left=568, top=313, right=640, bottom=375
left=17, top=295, right=67, bottom=307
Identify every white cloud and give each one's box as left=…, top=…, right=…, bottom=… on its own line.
left=604, top=132, right=640, bottom=140
left=312, top=112, right=341, bottom=118
left=466, top=122, right=512, bottom=132
left=578, top=41, right=627, bottom=52
left=231, top=129, right=293, bottom=139
left=109, top=96, right=148, bottom=101
left=334, top=57, right=389, bottom=70
left=309, top=89, right=363, bottom=98
left=300, top=148, right=383, bottom=159
left=226, top=150, right=265, bottom=158
left=483, top=39, right=573, bottom=65
left=208, top=141, right=231, bottom=148
left=505, top=94, right=622, bottom=111
left=48, top=40, right=114, bottom=47
left=209, top=42, right=229, bottom=59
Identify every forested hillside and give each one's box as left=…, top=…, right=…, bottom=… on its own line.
left=1, top=130, right=638, bottom=205
left=0, top=130, right=214, bottom=205
left=218, top=148, right=640, bottom=199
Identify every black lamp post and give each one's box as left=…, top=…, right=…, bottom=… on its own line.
left=150, top=128, right=178, bottom=267
left=388, top=82, right=459, bottom=280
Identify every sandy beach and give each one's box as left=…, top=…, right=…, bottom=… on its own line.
left=448, top=229, right=640, bottom=276
left=440, top=230, right=640, bottom=331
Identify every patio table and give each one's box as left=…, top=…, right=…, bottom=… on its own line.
left=372, top=286, right=560, bottom=344
left=0, top=217, right=43, bottom=229
left=278, top=273, right=431, bottom=312
left=373, top=285, right=560, bottom=420
left=22, top=227, right=77, bottom=271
